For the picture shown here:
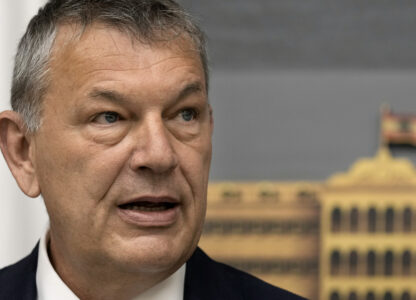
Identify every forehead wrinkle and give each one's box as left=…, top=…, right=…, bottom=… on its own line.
left=120, top=54, right=199, bottom=73
left=75, top=53, right=199, bottom=78
left=51, top=24, right=203, bottom=78
left=81, top=67, right=141, bottom=77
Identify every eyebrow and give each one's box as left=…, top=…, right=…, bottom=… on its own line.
left=88, top=81, right=205, bottom=105
left=88, top=89, right=129, bottom=104
left=176, top=82, right=204, bottom=101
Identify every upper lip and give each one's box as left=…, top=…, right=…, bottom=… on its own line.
left=117, top=195, right=180, bottom=206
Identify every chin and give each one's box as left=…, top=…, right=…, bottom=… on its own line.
left=108, top=235, right=193, bottom=274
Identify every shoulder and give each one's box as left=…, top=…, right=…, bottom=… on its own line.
left=185, top=247, right=306, bottom=300
left=0, top=244, right=39, bottom=299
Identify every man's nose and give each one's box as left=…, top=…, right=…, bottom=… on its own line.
left=128, top=117, right=178, bottom=174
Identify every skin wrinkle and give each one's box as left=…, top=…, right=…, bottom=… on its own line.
left=71, top=60, right=201, bottom=96
left=79, top=52, right=199, bottom=74
left=87, top=137, right=130, bottom=202
left=52, top=23, right=201, bottom=86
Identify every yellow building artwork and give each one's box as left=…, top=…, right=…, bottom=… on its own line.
left=199, top=147, right=416, bottom=300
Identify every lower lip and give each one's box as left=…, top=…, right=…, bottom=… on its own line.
left=117, top=205, right=180, bottom=227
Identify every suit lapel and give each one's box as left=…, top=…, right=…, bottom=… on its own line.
left=0, top=243, right=38, bottom=300
left=183, top=247, right=235, bottom=300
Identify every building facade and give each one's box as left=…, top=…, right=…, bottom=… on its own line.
left=199, top=147, right=416, bottom=300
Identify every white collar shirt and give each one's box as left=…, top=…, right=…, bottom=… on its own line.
left=36, top=228, right=186, bottom=300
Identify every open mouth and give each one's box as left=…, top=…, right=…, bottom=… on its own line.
left=118, top=201, right=177, bottom=212
left=117, top=198, right=180, bottom=226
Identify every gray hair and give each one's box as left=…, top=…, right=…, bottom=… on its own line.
left=11, top=0, right=208, bottom=132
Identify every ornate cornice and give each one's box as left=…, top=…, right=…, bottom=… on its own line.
left=327, top=147, right=416, bottom=187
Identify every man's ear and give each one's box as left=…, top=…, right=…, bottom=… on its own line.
left=0, top=110, right=40, bottom=198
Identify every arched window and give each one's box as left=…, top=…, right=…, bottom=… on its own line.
left=384, top=291, right=393, bottom=300
left=332, top=207, right=342, bottom=232
left=350, top=207, right=359, bottom=232
left=331, top=250, right=341, bottom=275
left=349, top=291, right=358, bottom=300
left=368, top=207, right=377, bottom=232
left=385, top=250, right=394, bottom=276
left=401, top=291, right=411, bottom=300
left=403, top=207, right=412, bottom=232
left=367, top=250, right=376, bottom=276
left=400, top=291, right=410, bottom=300
left=402, top=250, right=411, bottom=276
left=349, top=250, right=358, bottom=275
left=330, top=291, right=340, bottom=300
left=386, top=207, right=394, bottom=233
left=366, top=292, right=375, bottom=300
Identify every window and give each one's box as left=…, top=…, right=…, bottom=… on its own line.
left=385, top=250, right=394, bottom=276
left=349, top=292, right=358, bottom=300
left=349, top=250, right=358, bottom=275
left=331, top=250, right=341, bottom=275
left=402, top=250, right=411, bottom=276
left=366, top=292, right=375, bottom=300
left=367, top=250, right=376, bottom=276
left=386, top=207, right=394, bottom=233
left=350, top=207, right=359, bottom=232
left=401, top=291, right=411, bottom=300
left=384, top=291, right=393, bottom=300
left=330, top=291, right=340, bottom=300
left=332, top=207, right=342, bottom=232
left=403, top=207, right=412, bottom=232
left=368, top=207, right=377, bottom=232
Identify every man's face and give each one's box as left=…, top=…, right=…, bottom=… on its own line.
left=30, top=24, right=212, bottom=275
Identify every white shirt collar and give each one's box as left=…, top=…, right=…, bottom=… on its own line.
left=36, top=227, right=186, bottom=300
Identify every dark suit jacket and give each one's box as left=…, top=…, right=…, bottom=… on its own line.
left=0, top=244, right=305, bottom=300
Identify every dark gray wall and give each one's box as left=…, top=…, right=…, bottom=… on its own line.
left=180, top=0, right=416, bottom=70
left=209, top=71, right=416, bottom=180
left=175, top=1, right=416, bottom=181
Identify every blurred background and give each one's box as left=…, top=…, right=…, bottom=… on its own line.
left=180, top=0, right=416, bottom=179
left=2, top=1, right=416, bottom=299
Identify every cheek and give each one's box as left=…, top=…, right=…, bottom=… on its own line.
left=180, top=140, right=210, bottom=172
left=177, top=139, right=211, bottom=209
left=33, top=136, right=82, bottom=199
left=72, top=144, right=133, bottom=202
left=34, top=132, right=130, bottom=204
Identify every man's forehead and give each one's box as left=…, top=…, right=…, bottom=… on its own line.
left=42, top=22, right=206, bottom=105
left=51, top=22, right=200, bottom=64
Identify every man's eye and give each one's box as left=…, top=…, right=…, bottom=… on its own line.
left=180, top=108, right=198, bottom=122
left=93, top=112, right=121, bottom=124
